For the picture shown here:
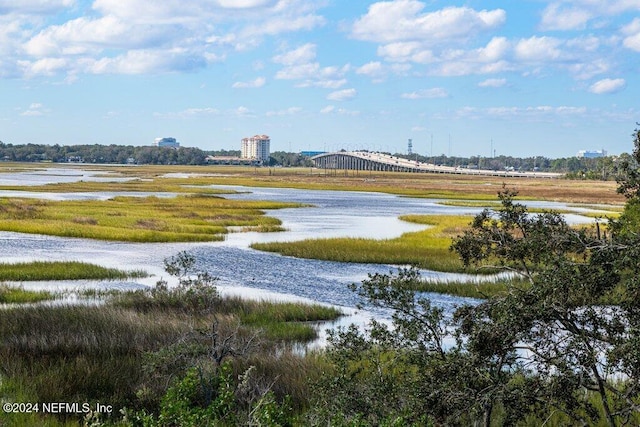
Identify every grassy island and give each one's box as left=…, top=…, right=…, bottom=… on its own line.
left=0, top=261, right=146, bottom=281
left=0, top=195, right=301, bottom=242
left=251, top=214, right=475, bottom=273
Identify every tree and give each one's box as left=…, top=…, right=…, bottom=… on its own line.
left=451, top=152, right=640, bottom=424
left=617, top=124, right=640, bottom=199
left=310, top=268, right=533, bottom=426
left=316, top=126, right=640, bottom=426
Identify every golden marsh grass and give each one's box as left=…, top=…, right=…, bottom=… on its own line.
left=0, top=195, right=300, bottom=242
left=251, top=214, right=474, bottom=272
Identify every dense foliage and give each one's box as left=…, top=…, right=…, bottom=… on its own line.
left=311, top=126, right=640, bottom=426
left=0, top=142, right=210, bottom=165
left=393, top=151, right=632, bottom=178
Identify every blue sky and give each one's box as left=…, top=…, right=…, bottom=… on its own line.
left=1, top=0, right=639, bottom=158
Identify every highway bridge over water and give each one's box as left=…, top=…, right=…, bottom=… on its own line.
left=311, top=151, right=561, bottom=178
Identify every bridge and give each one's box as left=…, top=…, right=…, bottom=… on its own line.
left=310, top=151, right=561, bottom=178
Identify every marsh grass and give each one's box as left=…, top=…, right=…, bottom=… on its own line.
left=0, top=195, right=299, bottom=242
left=234, top=300, right=342, bottom=342
left=0, top=261, right=146, bottom=281
left=437, top=200, right=503, bottom=208
left=0, top=285, right=53, bottom=303
left=411, top=278, right=529, bottom=299
left=0, top=162, right=625, bottom=204
left=0, top=289, right=343, bottom=424
left=0, top=304, right=190, bottom=414
left=252, top=214, right=474, bottom=272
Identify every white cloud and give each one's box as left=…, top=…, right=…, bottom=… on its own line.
left=478, top=78, right=507, bottom=88
left=327, top=88, right=356, bottom=101
left=93, top=0, right=274, bottom=23
left=19, top=57, right=68, bottom=77
left=273, top=43, right=316, bottom=65
left=475, top=37, right=510, bottom=62
left=540, top=4, right=592, bottom=31
left=539, top=1, right=640, bottom=31
left=349, top=1, right=628, bottom=81
left=356, top=61, right=392, bottom=83
left=232, top=77, right=266, bottom=88
left=274, top=44, right=350, bottom=88
left=266, top=107, right=302, bottom=116
left=622, top=18, right=640, bottom=51
left=356, top=61, right=382, bottom=76
left=449, top=105, right=590, bottom=122
left=154, top=107, right=221, bottom=119
left=217, top=0, right=275, bottom=9
left=234, top=106, right=254, bottom=117
left=589, top=78, right=626, bottom=94
left=319, top=105, right=359, bottom=116
left=515, top=36, right=563, bottom=62
left=6, top=0, right=325, bottom=78
left=88, top=49, right=207, bottom=75
left=0, top=0, right=75, bottom=15
left=377, top=41, right=424, bottom=62
left=401, top=88, right=448, bottom=99
left=24, top=15, right=170, bottom=57
left=567, top=58, right=611, bottom=80
left=352, top=2, right=505, bottom=44
left=20, top=102, right=48, bottom=116
left=241, top=14, right=325, bottom=38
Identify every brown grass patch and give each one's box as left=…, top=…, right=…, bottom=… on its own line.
left=72, top=216, right=98, bottom=225
left=135, top=219, right=163, bottom=230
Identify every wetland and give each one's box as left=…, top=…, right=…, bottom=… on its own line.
left=0, top=163, right=629, bottom=426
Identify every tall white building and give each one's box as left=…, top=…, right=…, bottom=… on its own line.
left=241, top=134, right=270, bottom=163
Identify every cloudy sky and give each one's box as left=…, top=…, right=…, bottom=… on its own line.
left=1, top=0, right=639, bottom=158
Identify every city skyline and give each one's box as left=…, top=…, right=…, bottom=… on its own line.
left=1, top=1, right=639, bottom=158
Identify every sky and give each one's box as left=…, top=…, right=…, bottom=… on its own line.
left=0, top=0, right=639, bottom=158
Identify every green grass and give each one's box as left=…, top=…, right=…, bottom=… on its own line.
left=0, top=285, right=54, bottom=303
left=0, top=195, right=299, bottom=242
left=235, top=300, right=343, bottom=341
left=0, top=261, right=147, bottom=281
left=437, top=200, right=502, bottom=208
left=409, top=278, right=529, bottom=299
left=252, top=214, right=475, bottom=273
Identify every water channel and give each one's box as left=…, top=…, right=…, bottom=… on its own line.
left=0, top=169, right=604, bottom=332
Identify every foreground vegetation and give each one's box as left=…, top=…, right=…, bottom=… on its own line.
left=0, top=252, right=342, bottom=426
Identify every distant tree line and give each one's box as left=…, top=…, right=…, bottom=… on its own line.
left=268, top=151, right=314, bottom=167
left=392, top=151, right=636, bottom=180
left=0, top=142, right=317, bottom=168
left=0, top=141, right=633, bottom=177
left=0, top=142, right=209, bottom=165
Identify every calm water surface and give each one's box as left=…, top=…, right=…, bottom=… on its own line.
left=0, top=173, right=600, bottom=325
